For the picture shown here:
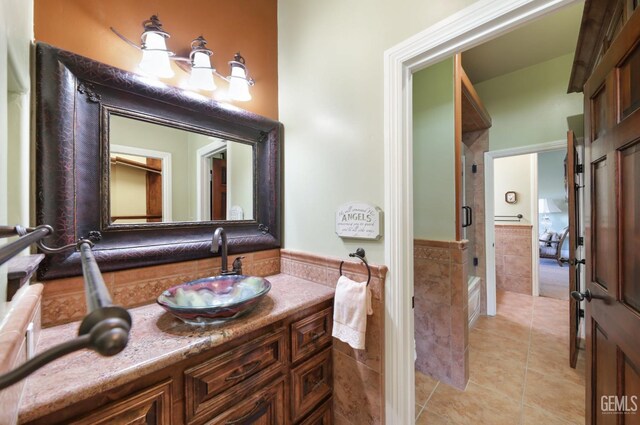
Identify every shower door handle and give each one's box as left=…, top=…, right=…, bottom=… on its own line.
left=462, top=206, right=473, bottom=228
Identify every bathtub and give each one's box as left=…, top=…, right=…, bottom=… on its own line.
left=468, top=276, right=481, bottom=328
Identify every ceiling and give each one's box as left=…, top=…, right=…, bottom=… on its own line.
left=462, top=1, right=584, bottom=84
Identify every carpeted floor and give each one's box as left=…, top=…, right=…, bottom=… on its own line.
left=539, top=258, right=569, bottom=300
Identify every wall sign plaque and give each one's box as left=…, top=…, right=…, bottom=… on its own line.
left=335, top=203, right=383, bottom=240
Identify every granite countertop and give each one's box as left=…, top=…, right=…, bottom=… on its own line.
left=18, top=273, right=335, bottom=423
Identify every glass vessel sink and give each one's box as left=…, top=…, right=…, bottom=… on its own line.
left=157, top=275, right=271, bottom=325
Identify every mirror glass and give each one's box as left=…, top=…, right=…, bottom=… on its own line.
left=109, top=115, right=254, bottom=224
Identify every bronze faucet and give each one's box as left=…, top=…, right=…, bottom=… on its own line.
left=211, top=227, right=244, bottom=275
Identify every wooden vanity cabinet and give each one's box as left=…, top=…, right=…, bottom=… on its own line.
left=23, top=300, right=333, bottom=425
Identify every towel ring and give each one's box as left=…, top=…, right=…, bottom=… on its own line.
left=339, top=247, right=371, bottom=286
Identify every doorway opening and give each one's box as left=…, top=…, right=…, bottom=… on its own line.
left=402, top=0, right=588, bottom=420
left=537, top=149, right=571, bottom=300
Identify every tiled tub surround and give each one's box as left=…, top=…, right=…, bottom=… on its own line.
left=495, top=224, right=533, bottom=295
left=0, top=284, right=43, bottom=425
left=414, top=239, right=469, bottom=390
left=18, top=273, right=334, bottom=423
left=281, top=249, right=388, bottom=425
left=39, top=248, right=281, bottom=327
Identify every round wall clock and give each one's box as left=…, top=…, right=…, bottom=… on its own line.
left=505, top=191, right=517, bottom=204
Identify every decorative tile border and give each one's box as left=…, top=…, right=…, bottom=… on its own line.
left=414, top=246, right=450, bottom=262
left=39, top=249, right=281, bottom=327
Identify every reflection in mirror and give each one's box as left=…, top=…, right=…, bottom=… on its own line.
left=110, top=152, right=164, bottom=224
left=109, top=115, right=254, bottom=224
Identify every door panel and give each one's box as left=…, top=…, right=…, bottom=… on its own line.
left=592, top=159, right=613, bottom=290
left=619, top=42, right=640, bottom=120
left=583, top=6, right=640, bottom=424
left=620, top=142, right=640, bottom=313
left=623, top=357, right=640, bottom=425
left=591, top=85, right=609, bottom=141
left=593, top=325, right=617, bottom=425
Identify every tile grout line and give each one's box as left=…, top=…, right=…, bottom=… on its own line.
left=425, top=381, right=439, bottom=406
left=415, top=403, right=426, bottom=421
left=416, top=380, right=439, bottom=421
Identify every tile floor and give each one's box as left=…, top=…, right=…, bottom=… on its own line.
left=415, top=290, right=585, bottom=424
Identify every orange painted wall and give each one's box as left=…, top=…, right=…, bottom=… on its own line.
left=35, top=0, right=278, bottom=119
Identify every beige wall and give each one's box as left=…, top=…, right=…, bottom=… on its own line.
left=494, top=154, right=536, bottom=225
left=278, top=0, right=478, bottom=264
left=110, top=160, right=148, bottom=220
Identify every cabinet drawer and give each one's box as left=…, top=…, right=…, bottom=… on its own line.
left=299, top=398, right=332, bottom=425
left=205, top=377, right=286, bottom=425
left=290, top=347, right=333, bottom=423
left=68, top=380, right=172, bottom=425
left=291, top=307, right=333, bottom=363
left=185, top=328, right=286, bottom=424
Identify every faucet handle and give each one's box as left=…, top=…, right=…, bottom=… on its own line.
left=232, top=256, right=245, bottom=274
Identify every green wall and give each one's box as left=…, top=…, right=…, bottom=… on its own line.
left=278, top=0, right=478, bottom=263
left=412, top=58, right=456, bottom=241
left=227, top=142, right=254, bottom=219
left=110, top=116, right=191, bottom=221
left=475, top=53, right=583, bottom=151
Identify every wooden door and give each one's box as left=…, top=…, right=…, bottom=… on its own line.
left=583, top=6, right=640, bottom=423
left=212, top=158, right=227, bottom=220
left=566, top=130, right=581, bottom=368
left=146, top=158, right=163, bottom=223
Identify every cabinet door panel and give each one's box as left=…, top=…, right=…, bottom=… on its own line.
left=291, top=307, right=333, bottom=363
left=298, top=398, right=332, bottom=425
left=68, top=380, right=172, bottom=425
left=185, top=328, right=286, bottom=424
left=290, top=348, right=332, bottom=423
left=206, top=378, right=286, bottom=425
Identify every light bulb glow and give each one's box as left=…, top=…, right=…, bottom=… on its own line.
left=228, top=65, right=251, bottom=101
left=140, top=32, right=174, bottom=78
left=189, top=51, right=216, bottom=91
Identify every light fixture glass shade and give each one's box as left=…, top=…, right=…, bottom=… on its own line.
left=140, top=32, right=174, bottom=78
left=228, top=64, right=251, bottom=101
left=538, top=198, right=561, bottom=214
left=189, top=51, right=216, bottom=91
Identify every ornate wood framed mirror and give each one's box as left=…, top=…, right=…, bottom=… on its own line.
left=35, top=42, right=282, bottom=279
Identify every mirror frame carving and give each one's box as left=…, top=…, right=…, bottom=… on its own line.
left=35, top=43, right=282, bottom=279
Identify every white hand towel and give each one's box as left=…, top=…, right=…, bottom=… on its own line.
left=332, top=275, right=373, bottom=350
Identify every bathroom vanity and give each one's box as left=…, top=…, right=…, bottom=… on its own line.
left=18, top=274, right=334, bottom=425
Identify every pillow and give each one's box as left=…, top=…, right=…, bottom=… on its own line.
left=539, top=231, right=554, bottom=248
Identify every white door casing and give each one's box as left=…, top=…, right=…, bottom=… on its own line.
left=382, top=0, right=578, bottom=423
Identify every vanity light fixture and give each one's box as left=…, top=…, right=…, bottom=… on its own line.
left=227, top=53, right=252, bottom=101
left=139, top=15, right=174, bottom=78
left=187, top=36, right=216, bottom=91
left=110, top=16, right=255, bottom=101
